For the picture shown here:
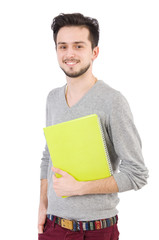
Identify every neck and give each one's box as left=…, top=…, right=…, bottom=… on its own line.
left=65, top=72, right=97, bottom=98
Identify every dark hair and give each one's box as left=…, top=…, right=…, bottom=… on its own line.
left=51, top=13, right=99, bottom=49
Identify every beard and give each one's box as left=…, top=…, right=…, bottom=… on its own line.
left=60, top=63, right=91, bottom=78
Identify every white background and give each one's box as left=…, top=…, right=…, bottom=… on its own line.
left=0, top=0, right=159, bottom=239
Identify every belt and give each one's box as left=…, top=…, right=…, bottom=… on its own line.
left=47, top=214, right=118, bottom=232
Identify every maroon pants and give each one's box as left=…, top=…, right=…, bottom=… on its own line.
left=38, top=217, right=119, bottom=240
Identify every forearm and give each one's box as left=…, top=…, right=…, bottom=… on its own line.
left=39, top=179, right=48, bottom=210
left=79, top=176, right=119, bottom=195
left=52, top=167, right=119, bottom=197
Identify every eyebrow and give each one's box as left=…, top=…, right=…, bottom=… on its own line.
left=57, top=41, right=87, bottom=45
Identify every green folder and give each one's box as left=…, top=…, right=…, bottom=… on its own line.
left=43, top=114, right=112, bottom=196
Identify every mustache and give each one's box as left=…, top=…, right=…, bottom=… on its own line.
left=63, top=59, right=80, bottom=63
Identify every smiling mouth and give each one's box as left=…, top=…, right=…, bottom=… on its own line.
left=64, top=59, right=80, bottom=66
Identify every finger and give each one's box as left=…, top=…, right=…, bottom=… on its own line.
left=52, top=174, right=57, bottom=182
left=38, top=225, right=44, bottom=234
left=52, top=167, right=67, bottom=176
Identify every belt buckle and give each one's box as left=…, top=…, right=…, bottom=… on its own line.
left=61, top=219, right=73, bottom=230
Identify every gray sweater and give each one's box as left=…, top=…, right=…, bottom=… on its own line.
left=40, top=80, right=148, bottom=221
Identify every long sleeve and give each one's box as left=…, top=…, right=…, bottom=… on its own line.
left=108, top=92, right=149, bottom=192
left=40, top=144, right=50, bottom=179
left=40, top=94, right=51, bottom=180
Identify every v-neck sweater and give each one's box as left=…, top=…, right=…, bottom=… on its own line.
left=40, top=80, right=148, bottom=221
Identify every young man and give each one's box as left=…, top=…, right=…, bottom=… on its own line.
left=38, top=13, right=148, bottom=240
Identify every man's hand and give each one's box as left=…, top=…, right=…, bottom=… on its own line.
left=38, top=179, right=48, bottom=234
left=52, top=167, right=119, bottom=198
left=52, top=167, right=82, bottom=197
left=38, top=207, right=47, bottom=234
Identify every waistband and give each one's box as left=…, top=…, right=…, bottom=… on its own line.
left=47, top=214, right=118, bottom=232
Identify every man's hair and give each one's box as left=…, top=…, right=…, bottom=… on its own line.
left=51, top=13, right=99, bottom=49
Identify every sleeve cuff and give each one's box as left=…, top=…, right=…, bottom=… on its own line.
left=40, top=166, right=48, bottom=180
left=113, top=172, right=134, bottom=192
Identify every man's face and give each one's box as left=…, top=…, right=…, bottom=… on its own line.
left=56, top=26, right=98, bottom=78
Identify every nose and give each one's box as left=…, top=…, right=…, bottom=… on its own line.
left=65, top=46, right=76, bottom=58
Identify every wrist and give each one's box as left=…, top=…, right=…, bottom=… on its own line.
left=78, top=181, right=89, bottom=196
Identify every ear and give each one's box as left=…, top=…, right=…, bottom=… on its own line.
left=92, top=46, right=99, bottom=61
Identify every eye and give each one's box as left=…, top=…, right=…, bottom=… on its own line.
left=59, top=45, right=67, bottom=50
left=76, top=45, right=83, bottom=49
